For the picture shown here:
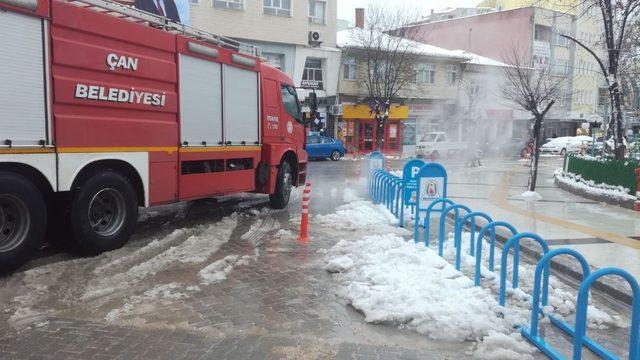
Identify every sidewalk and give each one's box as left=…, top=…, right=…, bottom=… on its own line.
left=444, top=157, right=640, bottom=300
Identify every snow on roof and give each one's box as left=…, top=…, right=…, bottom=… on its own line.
left=450, top=50, right=511, bottom=67
left=337, top=28, right=469, bottom=60
left=337, top=29, right=509, bottom=67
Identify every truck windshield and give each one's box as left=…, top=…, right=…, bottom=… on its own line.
left=420, top=133, right=439, bottom=142
left=281, top=85, right=302, bottom=122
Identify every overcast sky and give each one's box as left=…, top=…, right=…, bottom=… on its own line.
left=337, top=0, right=484, bottom=22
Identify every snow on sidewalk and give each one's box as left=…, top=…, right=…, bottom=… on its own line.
left=323, top=198, right=626, bottom=358
left=314, top=200, right=409, bottom=235
left=325, top=233, right=535, bottom=358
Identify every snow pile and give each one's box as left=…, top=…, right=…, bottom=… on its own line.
left=555, top=170, right=636, bottom=201
left=471, top=331, right=536, bottom=359
left=325, top=234, right=526, bottom=344
left=342, top=188, right=361, bottom=202
left=314, top=200, right=408, bottom=235
left=519, top=191, right=542, bottom=202
left=83, top=214, right=238, bottom=300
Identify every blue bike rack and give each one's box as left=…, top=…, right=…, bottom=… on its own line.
left=415, top=198, right=455, bottom=246
left=520, top=248, right=591, bottom=359
left=438, top=204, right=472, bottom=257
left=454, top=212, right=493, bottom=269
left=474, top=221, right=517, bottom=286
left=573, top=268, right=640, bottom=360
left=366, top=160, right=640, bottom=360
left=498, top=232, right=549, bottom=306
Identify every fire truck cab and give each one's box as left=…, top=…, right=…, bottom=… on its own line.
left=0, top=0, right=307, bottom=270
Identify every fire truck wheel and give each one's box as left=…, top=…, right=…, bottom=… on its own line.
left=69, top=171, right=138, bottom=255
left=269, top=161, right=293, bottom=209
left=0, top=172, right=47, bottom=272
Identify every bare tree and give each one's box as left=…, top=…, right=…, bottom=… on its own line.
left=557, top=0, right=640, bottom=159
left=619, top=17, right=640, bottom=116
left=501, top=48, right=566, bottom=192
left=347, top=5, right=421, bottom=150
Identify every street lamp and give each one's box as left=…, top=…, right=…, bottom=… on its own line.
left=588, top=120, right=602, bottom=157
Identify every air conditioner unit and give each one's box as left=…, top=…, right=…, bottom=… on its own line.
left=329, top=104, right=343, bottom=116
left=308, top=31, right=323, bottom=46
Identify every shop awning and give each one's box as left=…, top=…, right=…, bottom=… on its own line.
left=342, top=104, right=409, bottom=120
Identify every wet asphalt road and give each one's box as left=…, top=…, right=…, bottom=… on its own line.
left=0, top=156, right=633, bottom=359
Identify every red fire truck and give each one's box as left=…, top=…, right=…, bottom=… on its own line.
left=0, top=0, right=308, bottom=270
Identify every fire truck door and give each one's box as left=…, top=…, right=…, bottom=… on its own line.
left=0, top=11, right=50, bottom=146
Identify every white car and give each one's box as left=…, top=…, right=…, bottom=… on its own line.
left=415, top=132, right=468, bottom=159
left=540, top=136, right=592, bottom=156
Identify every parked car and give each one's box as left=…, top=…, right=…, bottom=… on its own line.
left=540, top=136, right=592, bottom=156
left=415, top=132, right=468, bottom=159
left=305, top=135, right=346, bottom=161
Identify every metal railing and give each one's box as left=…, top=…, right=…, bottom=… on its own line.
left=368, top=159, right=640, bottom=360
left=65, top=0, right=262, bottom=57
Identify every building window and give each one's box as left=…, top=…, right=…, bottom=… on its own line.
left=309, top=0, right=325, bottom=24
left=343, top=57, right=356, bottom=80
left=468, top=79, right=481, bottom=98
left=446, top=64, right=458, bottom=85
left=534, top=25, right=551, bottom=42
left=555, top=31, right=570, bottom=47
left=554, top=59, right=569, bottom=76
left=264, top=53, right=283, bottom=69
left=415, top=63, right=435, bottom=84
left=263, top=0, right=290, bottom=17
left=302, top=58, right=323, bottom=89
left=212, top=0, right=242, bottom=8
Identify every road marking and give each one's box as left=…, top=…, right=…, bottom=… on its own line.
left=489, top=168, right=640, bottom=250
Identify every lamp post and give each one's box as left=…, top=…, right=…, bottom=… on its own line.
left=588, top=120, right=602, bottom=157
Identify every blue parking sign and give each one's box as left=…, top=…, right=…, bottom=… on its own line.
left=416, top=163, right=448, bottom=211
left=402, top=159, right=425, bottom=206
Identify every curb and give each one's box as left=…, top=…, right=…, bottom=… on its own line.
left=554, top=175, right=636, bottom=210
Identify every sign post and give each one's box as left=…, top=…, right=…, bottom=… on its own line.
left=368, top=151, right=384, bottom=172
left=415, top=163, right=448, bottom=242
left=400, top=159, right=425, bottom=227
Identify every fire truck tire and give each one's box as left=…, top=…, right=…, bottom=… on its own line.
left=0, top=172, right=47, bottom=272
left=269, top=161, right=293, bottom=209
left=69, top=171, right=138, bottom=255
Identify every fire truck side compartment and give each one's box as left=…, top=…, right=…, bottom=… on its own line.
left=0, top=11, right=48, bottom=147
left=178, top=54, right=223, bottom=147
left=223, top=65, right=260, bottom=146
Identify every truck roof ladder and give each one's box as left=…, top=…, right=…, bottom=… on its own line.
left=63, top=0, right=262, bottom=57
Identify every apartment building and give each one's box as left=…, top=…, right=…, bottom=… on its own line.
left=336, top=27, right=470, bottom=155
left=477, top=0, right=607, bottom=128
left=190, top=0, right=341, bottom=131
left=404, top=6, right=592, bottom=137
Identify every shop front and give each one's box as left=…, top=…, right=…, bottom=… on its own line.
left=338, top=104, right=409, bottom=154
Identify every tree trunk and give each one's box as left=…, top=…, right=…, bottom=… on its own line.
left=529, top=114, right=543, bottom=192
left=611, top=82, right=626, bottom=159
left=376, top=113, right=386, bottom=151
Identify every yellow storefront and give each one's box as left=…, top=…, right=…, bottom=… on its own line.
left=338, top=104, right=409, bottom=154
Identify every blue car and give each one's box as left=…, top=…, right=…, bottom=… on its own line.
left=306, top=135, right=346, bottom=161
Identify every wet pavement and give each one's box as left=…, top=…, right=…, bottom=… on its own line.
left=0, top=156, right=638, bottom=359
left=0, top=160, right=474, bottom=360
